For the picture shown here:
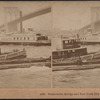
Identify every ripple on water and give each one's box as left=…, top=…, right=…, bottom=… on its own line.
left=53, top=66, right=100, bottom=88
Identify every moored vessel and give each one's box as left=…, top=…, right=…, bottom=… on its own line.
left=0, top=48, right=27, bottom=60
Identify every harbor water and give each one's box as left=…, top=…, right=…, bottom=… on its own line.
left=0, top=45, right=51, bottom=88
left=0, top=45, right=51, bottom=58
left=53, top=44, right=100, bottom=88
left=0, top=44, right=100, bottom=88
left=53, top=68, right=100, bottom=88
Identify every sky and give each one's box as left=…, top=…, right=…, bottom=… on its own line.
left=52, top=1, right=100, bottom=31
left=0, top=1, right=53, bottom=31
left=0, top=1, right=100, bottom=32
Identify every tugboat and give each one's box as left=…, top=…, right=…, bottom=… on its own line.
left=62, top=37, right=80, bottom=49
left=52, top=36, right=100, bottom=66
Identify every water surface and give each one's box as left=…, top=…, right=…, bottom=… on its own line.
left=53, top=44, right=100, bottom=88
left=0, top=45, right=51, bottom=88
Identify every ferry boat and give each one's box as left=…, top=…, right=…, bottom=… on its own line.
left=78, top=25, right=100, bottom=45
left=0, top=32, right=51, bottom=46
left=80, top=33, right=100, bottom=45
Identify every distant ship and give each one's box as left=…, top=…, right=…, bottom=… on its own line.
left=80, top=32, right=100, bottom=45
left=0, top=32, right=51, bottom=46
left=78, top=23, right=100, bottom=44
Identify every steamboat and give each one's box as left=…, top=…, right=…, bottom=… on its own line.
left=0, top=32, right=51, bottom=46
left=52, top=36, right=100, bottom=66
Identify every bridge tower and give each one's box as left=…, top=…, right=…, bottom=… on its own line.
left=91, top=7, right=100, bottom=34
left=4, top=7, right=20, bottom=33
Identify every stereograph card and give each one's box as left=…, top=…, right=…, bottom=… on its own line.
left=0, top=1, right=99, bottom=99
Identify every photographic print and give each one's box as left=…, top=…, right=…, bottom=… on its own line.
left=52, top=1, right=100, bottom=88
left=1, top=1, right=100, bottom=99
left=0, top=1, right=52, bottom=88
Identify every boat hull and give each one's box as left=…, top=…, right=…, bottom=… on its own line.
left=53, top=51, right=100, bottom=66
left=53, top=64, right=100, bottom=71
left=81, top=41, right=100, bottom=45
left=0, top=49, right=27, bottom=60
left=0, top=41, right=51, bottom=46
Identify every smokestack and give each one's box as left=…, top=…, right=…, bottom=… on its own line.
left=20, top=11, right=22, bottom=32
